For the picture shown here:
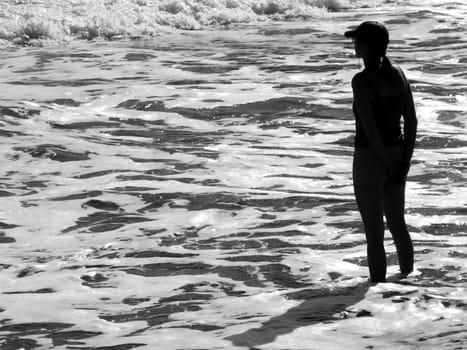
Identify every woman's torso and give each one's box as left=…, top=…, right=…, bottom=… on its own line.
left=353, top=65, right=408, bottom=147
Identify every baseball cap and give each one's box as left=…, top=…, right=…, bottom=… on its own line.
left=345, top=21, right=389, bottom=49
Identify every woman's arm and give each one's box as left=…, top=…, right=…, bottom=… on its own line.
left=352, top=73, right=393, bottom=172
left=401, top=78, right=418, bottom=165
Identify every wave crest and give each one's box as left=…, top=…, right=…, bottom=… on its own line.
left=0, top=0, right=372, bottom=46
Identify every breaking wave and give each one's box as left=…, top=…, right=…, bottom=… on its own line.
left=1, top=0, right=386, bottom=46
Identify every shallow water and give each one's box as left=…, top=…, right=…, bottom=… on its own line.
left=0, top=1, right=466, bottom=350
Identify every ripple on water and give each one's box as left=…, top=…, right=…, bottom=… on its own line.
left=117, top=97, right=314, bottom=120
left=417, top=135, right=467, bottom=149
left=14, top=144, right=92, bottom=162
left=437, top=110, right=465, bottom=128
left=1, top=106, right=40, bottom=120
left=422, top=223, right=467, bottom=237
left=8, top=77, right=114, bottom=87
left=0, top=232, right=16, bottom=243
left=61, top=211, right=152, bottom=234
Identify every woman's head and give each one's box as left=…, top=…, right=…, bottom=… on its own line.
left=345, top=21, right=389, bottom=59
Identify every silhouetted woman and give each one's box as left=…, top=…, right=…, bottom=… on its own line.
left=345, top=21, right=418, bottom=283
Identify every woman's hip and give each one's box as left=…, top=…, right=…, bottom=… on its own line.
left=353, top=145, right=404, bottom=182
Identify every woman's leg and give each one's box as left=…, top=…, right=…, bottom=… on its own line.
left=353, top=148, right=387, bottom=282
left=384, top=179, right=414, bottom=275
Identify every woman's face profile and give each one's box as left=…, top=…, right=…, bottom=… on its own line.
left=353, top=38, right=366, bottom=58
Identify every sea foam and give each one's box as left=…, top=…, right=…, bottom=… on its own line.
left=0, top=0, right=381, bottom=46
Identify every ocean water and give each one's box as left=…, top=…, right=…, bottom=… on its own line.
left=0, top=0, right=346, bottom=47
left=0, top=0, right=466, bottom=349
left=0, top=0, right=423, bottom=47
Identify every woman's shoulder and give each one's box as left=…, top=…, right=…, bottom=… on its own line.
left=390, top=64, right=410, bottom=91
left=351, top=71, right=370, bottom=89
left=351, top=72, right=377, bottom=97
left=391, top=64, right=406, bottom=79
left=352, top=67, right=407, bottom=96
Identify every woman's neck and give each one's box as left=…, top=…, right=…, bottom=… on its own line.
left=363, top=56, right=382, bottom=70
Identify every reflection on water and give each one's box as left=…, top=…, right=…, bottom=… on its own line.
left=0, top=2, right=466, bottom=349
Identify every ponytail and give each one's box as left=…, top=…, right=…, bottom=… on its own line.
left=359, top=38, right=392, bottom=80
left=381, top=55, right=393, bottom=81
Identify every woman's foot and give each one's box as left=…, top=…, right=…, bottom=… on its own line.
left=400, top=266, right=414, bottom=278
left=369, top=277, right=386, bottom=284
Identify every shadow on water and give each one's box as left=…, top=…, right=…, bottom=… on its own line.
left=225, top=282, right=371, bottom=349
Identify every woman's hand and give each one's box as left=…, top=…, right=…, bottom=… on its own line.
left=387, top=161, right=410, bottom=184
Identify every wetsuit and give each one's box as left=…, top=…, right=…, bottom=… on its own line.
left=352, top=67, right=414, bottom=282
left=353, top=81, right=405, bottom=147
